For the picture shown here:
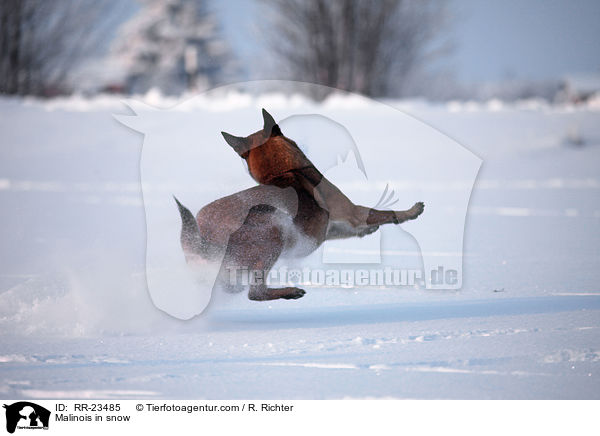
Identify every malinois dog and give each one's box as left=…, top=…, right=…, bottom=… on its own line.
left=175, top=109, right=424, bottom=301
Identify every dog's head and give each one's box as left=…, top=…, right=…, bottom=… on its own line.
left=221, top=108, right=286, bottom=158
left=221, top=109, right=312, bottom=185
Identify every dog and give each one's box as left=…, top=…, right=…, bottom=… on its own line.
left=175, top=109, right=424, bottom=301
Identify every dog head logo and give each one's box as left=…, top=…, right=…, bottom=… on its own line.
left=3, top=402, right=50, bottom=433
left=116, top=81, right=481, bottom=319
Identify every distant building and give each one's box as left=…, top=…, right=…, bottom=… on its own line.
left=556, top=73, right=600, bottom=103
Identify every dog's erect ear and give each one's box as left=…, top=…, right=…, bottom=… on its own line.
left=262, top=108, right=282, bottom=136
left=221, top=131, right=249, bottom=155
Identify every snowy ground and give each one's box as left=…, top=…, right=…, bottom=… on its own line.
left=0, top=91, right=599, bottom=399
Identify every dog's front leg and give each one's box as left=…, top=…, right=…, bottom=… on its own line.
left=366, top=202, right=425, bottom=225
left=324, top=203, right=424, bottom=240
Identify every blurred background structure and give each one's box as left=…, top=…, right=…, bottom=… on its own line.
left=110, top=0, right=234, bottom=95
left=1, top=0, right=599, bottom=101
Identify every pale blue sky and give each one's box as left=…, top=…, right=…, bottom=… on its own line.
left=213, top=0, right=600, bottom=83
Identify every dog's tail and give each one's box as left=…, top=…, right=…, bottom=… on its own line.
left=173, top=195, right=205, bottom=261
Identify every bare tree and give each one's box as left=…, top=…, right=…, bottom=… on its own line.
left=0, top=0, right=121, bottom=96
left=262, top=0, right=447, bottom=98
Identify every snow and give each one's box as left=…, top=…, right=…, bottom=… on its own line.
left=0, top=90, right=599, bottom=399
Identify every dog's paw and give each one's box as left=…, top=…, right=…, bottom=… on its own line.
left=280, top=287, right=306, bottom=300
left=407, top=202, right=425, bottom=220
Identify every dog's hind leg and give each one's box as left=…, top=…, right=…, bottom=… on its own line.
left=216, top=204, right=306, bottom=301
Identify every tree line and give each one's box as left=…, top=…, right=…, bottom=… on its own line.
left=0, top=0, right=446, bottom=98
